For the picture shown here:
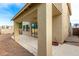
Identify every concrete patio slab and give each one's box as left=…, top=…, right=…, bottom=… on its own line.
left=18, top=35, right=79, bottom=56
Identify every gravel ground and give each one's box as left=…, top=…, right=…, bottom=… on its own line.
left=0, top=34, right=33, bottom=56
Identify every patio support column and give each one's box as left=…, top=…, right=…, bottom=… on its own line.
left=37, top=3, right=52, bottom=56
left=14, top=21, right=19, bottom=41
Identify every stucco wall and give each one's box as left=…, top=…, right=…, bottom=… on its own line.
left=52, top=3, right=71, bottom=43
left=13, top=3, right=71, bottom=55
left=61, top=3, right=70, bottom=43
left=14, top=3, right=71, bottom=43
left=37, top=3, right=52, bottom=55
left=52, top=15, right=62, bottom=43
left=14, top=21, right=19, bottom=41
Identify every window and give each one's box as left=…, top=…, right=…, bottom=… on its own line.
left=23, top=25, right=25, bottom=31
left=31, top=23, right=38, bottom=38
left=26, top=25, right=29, bottom=31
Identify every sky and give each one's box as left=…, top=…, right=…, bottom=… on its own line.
left=70, top=3, right=79, bottom=26
left=0, top=3, right=25, bottom=26
left=0, top=3, right=78, bottom=26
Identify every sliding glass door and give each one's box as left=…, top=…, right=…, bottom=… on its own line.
left=31, top=23, right=38, bottom=38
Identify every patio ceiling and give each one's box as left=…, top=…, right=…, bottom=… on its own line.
left=22, top=9, right=37, bottom=22
left=15, top=4, right=62, bottom=23
left=52, top=4, right=62, bottom=16
left=21, top=4, right=62, bottom=22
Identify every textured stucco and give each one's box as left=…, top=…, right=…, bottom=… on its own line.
left=13, top=3, right=71, bottom=56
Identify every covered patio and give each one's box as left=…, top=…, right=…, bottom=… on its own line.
left=13, top=3, right=71, bottom=56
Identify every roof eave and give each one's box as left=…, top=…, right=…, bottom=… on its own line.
left=67, top=3, right=72, bottom=15
left=12, top=3, right=32, bottom=21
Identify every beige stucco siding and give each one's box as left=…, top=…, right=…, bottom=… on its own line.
left=52, top=3, right=71, bottom=43
left=14, top=21, right=19, bottom=41
left=37, top=3, right=52, bottom=56
left=52, top=15, right=62, bottom=43
left=61, top=3, right=70, bottom=43
left=13, top=3, right=71, bottom=45
left=53, top=3, right=62, bottom=13
left=13, top=3, right=71, bottom=55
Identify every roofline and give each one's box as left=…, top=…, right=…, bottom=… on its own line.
left=12, top=3, right=32, bottom=20
left=12, top=3, right=72, bottom=21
